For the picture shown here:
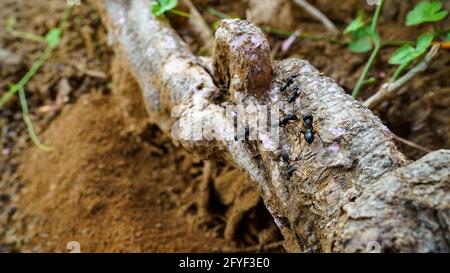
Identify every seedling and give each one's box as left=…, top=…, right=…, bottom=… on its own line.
left=347, top=0, right=384, bottom=98
left=0, top=7, right=72, bottom=151
left=388, top=1, right=448, bottom=80
left=18, top=87, right=52, bottom=151
left=389, top=34, right=434, bottom=80
left=346, top=0, right=448, bottom=98
left=344, top=10, right=373, bottom=53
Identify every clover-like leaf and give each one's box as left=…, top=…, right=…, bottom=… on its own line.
left=348, top=26, right=373, bottom=53
left=152, top=0, right=178, bottom=17
left=45, top=28, right=62, bottom=49
left=406, top=1, right=448, bottom=26
left=388, top=44, right=416, bottom=65
left=389, top=33, right=434, bottom=65
left=344, top=11, right=367, bottom=34
left=416, top=33, right=434, bottom=52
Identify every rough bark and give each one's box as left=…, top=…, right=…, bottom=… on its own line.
left=95, top=0, right=450, bottom=252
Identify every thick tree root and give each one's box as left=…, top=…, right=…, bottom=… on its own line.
left=95, top=0, right=450, bottom=252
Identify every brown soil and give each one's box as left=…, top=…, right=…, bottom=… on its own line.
left=13, top=92, right=249, bottom=252
left=1, top=0, right=449, bottom=252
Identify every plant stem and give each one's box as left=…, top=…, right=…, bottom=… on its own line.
left=352, top=42, right=381, bottom=97
left=432, top=22, right=439, bottom=34
left=58, top=6, right=72, bottom=29
left=363, top=77, right=377, bottom=85
left=7, top=17, right=47, bottom=43
left=18, top=87, right=53, bottom=151
left=0, top=46, right=54, bottom=108
left=169, top=9, right=192, bottom=18
left=392, top=60, right=411, bottom=81
left=0, top=6, right=72, bottom=108
left=352, top=0, right=384, bottom=98
left=382, top=39, right=413, bottom=47
left=370, top=1, right=383, bottom=32
left=207, top=7, right=232, bottom=19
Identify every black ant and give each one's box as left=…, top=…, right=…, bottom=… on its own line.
left=298, top=114, right=322, bottom=145
left=287, top=87, right=301, bottom=103
left=277, top=75, right=298, bottom=92
left=279, top=113, right=322, bottom=145
left=280, top=151, right=300, bottom=180
left=279, top=113, right=298, bottom=127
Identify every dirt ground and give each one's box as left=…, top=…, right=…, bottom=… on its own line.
left=0, top=0, right=449, bottom=252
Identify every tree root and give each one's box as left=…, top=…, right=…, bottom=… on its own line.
left=95, top=0, right=450, bottom=252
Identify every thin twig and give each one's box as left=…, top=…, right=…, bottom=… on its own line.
left=363, top=44, right=440, bottom=109
left=393, top=134, right=432, bottom=154
left=292, top=0, right=337, bottom=33
left=181, top=0, right=214, bottom=54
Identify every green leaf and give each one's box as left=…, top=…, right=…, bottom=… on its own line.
left=349, top=36, right=372, bottom=53
left=344, top=11, right=367, bottom=34
left=406, top=1, right=448, bottom=26
left=416, top=33, right=434, bottom=52
left=151, top=0, right=178, bottom=17
left=389, top=44, right=416, bottom=64
left=389, top=33, right=434, bottom=65
left=349, top=26, right=373, bottom=53
left=45, top=29, right=61, bottom=49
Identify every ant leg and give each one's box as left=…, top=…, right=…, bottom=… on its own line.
left=315, top=130, right=324, bottom=145
left=297, top=128, right=306, bottom=135
left=295, top=127, right=305, bottom=140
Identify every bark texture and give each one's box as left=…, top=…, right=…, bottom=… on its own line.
left=95, top=0, right=450, bottom=252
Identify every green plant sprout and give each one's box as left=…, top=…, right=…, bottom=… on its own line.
left=18, top=86, right=53, bottom=151
left=0, top=6, right=72, bottom=151
left=406, top=1, right=448, bottom=26
left=344, top=10, right=373, bottom=53
left=389, top=33, right=434, bottom=80
left=350, top=0, right=384, bottom=98
left=388, top=1, right=447, bottom=80
left=151, top=0, right=191, bottom=18
left=6, top=17, right=47, bottom=44
left=348, top=0, right=448, bottom=98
